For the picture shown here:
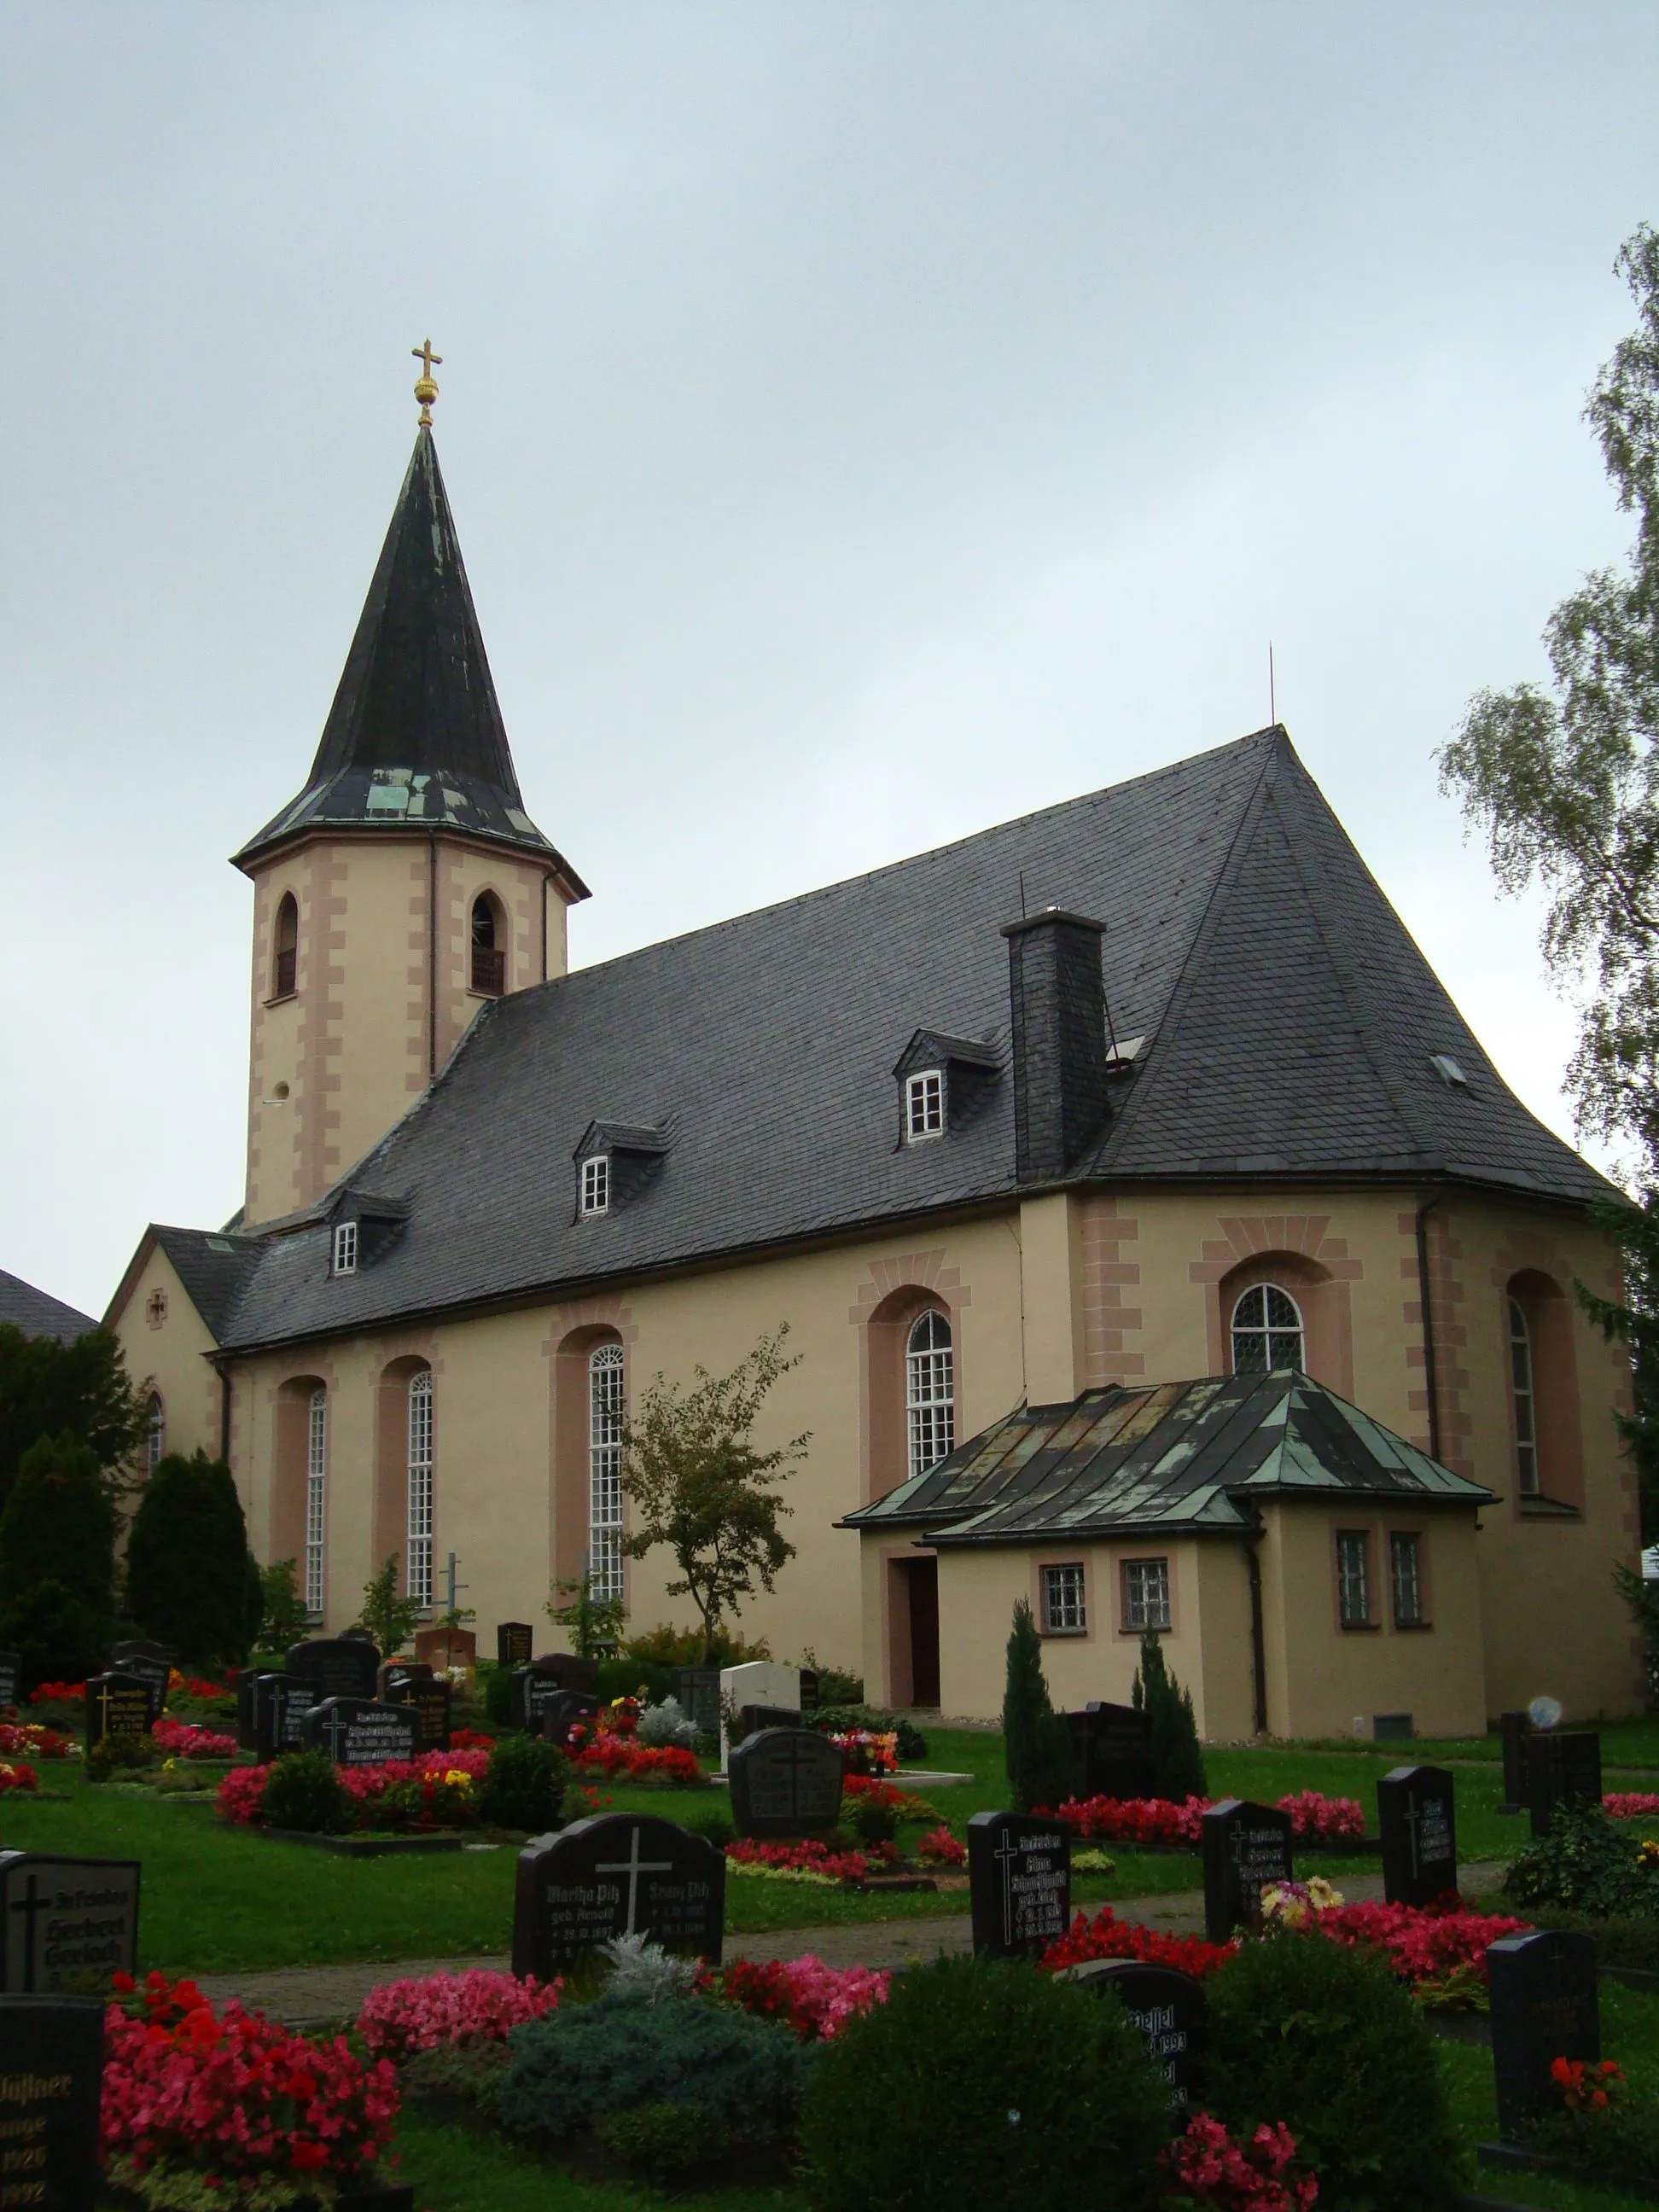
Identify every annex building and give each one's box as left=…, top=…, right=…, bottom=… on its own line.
left=108, top=399, right=1648, bottom=1738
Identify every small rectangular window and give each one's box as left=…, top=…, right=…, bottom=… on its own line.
left=1041, top=1563, right=1086, bottom=1634
left=580, top=1155, right=610, bottom=1217
left=1337, top=1530, right=1371, bottom=1627
left=1390, top=1532, right=1424, bottom=1627
left=905, top=1069, right=945, bottom=1140
left=1123, top=1557, right=1171, bottom=1632
left=331, top=1221, right=358, bottom=1277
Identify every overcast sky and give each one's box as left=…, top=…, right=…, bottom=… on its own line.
left=3, top=3, right=1657, bottom=1318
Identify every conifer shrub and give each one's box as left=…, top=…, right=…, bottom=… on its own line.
left=1132, top=1632, right=1208, bottom=1802
left=476, top=1731, right=567, bottom=1833
left=595, top=2101, right=731, bottom=2183
left=0, top=1433, right=115, bottom=1684
left=850, top=1795, right=899, bottom=1846
left=259, top=1749, right=353, bottom=1836
left=1002, top=1599, right=1080, bottom=1812
left=0, top=1577, right=110, bottom=1692
left=124, top=1450, right=255, bottom=1671
left=1199, top=1928, right=1462, bottom=2210
left=800, top=1954, right=1166, bottom=2212
left=480, top=1663, right=521, bottom=1734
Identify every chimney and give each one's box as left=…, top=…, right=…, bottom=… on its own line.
left=1000, top=908, right=1111, bottom=1182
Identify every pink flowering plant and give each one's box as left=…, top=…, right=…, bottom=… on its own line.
left=1298, top=1896, right=1531, bottom=2008
left=1274, top=1791, right=1365, bottom=1842
left=1160, top=2111, right=1318, bottom=2210
left=1604, top=1791, right=1659, bottom=1821
left=356, top=1967, right=562, bottom=2060
left=916, top=1825, right=967, bottom=1866
left=218, top=1747, right=493, bottom=1831
left=709, top=1953, right=890, bottom=2039
left=152, top=1715, right=236, bottom=1761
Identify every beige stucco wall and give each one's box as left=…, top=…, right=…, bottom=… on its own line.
left=110, top=1247, right=222, bottom=1470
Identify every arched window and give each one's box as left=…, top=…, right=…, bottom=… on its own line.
left=305, top=1386, right=328, bottom=1615
left=1509, top=1296, right=1539, bottom=1497
left=470, top=894, right=505, bottom=996
left=272, top=893, right=298, bottom=998
left=588, top=1342, right=626, bottom=1603
left=1231, top=1284, right=1305, bottom=1373
left=906, top=1309, right=955, bottom=1478
left=406, top=1371, right=434, bottom=1606
left=146, top=1392, right=165, bottom=1471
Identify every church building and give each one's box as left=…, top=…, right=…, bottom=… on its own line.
left=107, top=375, right=1648, bottom=1738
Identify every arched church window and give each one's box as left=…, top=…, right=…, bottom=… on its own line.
left=272, top=894, right=298, bottom=999
left=906, top=1309, right=955, bottom=1478
left=1231, top=1284, right=1305, bottom=1373
left=588, top=1342, right=626, bottom=1604
left=147, top=1392, right=165, bottom=1471
left=471, top=894, right=506, bottom=996
left=406, top=1371, right=433, bottom=1606
left=1510, top=1296, right=1539, bottom=1497
left=305, top=1386, right=328, bottom=1615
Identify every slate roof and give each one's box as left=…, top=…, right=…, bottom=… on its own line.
left=172, top=725, right=1613, bottom=1355
left=234, top=430, right=587, bottom=890
left=841, top=1371, right=1495, bottom=1543
left=148, top=1228, right=266, bottom=1340
left=0, top=1267, right=97, bottom=1343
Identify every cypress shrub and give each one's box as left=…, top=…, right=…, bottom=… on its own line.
left=125, top=1450, right=255, bottom=1672
left=800, top=1954, right=1167, bottom=2212
left=1002, top=1598, right=1079, bottom=1812
left=260, top=1749, right=352, bottom=1835
left=1132, top=1632, right=1208, bottom=1801
left=0, top=1432, right=115, bottom=1682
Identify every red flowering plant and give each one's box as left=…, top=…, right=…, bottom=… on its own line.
left=357, top=1967, right=562, bottom=2059
left=726, top=1837, right=898, bottom=1884
left=1039, top=1905, right=1237, bottom=1980
left=826, top=1728, right=899, bottom=1774
left=29, top=1679, right=86, bottom=1705
left=1275, top=1791, right=1364, bottom=1843
left=0, top=1761, right=38, bottom=1796
left=0, top=1720, right=73, bottom=1759
left=568, top=1731, right=702, bottom=1784
left=1160, top=2112, right=1318, bottom=2210
left=152, top=1716, right=236, bottom=1761
left=218, top=1748, right=494, bottom=1831
left=709, top=1954, right=890, bottom=2039
left=1604, top=1791, right=1659, bottom=1820
left=449, top=1726, right=497, bottom=1750
left=102, top=1969, right=398, bottom=2205
left=916, top=1825, right=967, bottom=1866
left=1039, top=1795, right=1211, bottom=1847
left=1293, top=1895, right=1532, bottom=2010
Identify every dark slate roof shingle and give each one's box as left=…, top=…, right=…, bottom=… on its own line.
left=0, top=1268, right=98, bottom=1343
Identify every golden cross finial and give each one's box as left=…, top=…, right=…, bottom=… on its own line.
left=411, top=339, right=443, bottom=428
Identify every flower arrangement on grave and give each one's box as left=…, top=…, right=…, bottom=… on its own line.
left=1605, top=1790, right=1659, bottom=1820
left=1518, top=2055, right=1659, bottom=2188
left=102, top=1969, right=399, bottom=2205
left=0, top=1719, right=71, bottom=1758
left=1260, top=1878, right=1346, bottom=1928
left=152, top=1714, right=236, bottom=1760
left=1039, top=1904, right=1237, bottom=1979
left=357, top=1966, right=563, bottom=2059
left=217, top=1745, right=494, bottom=1831
left=1159, top=2111, right=1319, bottom=2210
left=1256, top=1888, right=1533, bottom=2009
left=841, top=1773, right=938, bottom=1819
left=709, top=1953, right=890, bottom=2039
left=28, top=1678, right=86, bottom=1704
left=567, top=1728, right=702, bottom=1784
left=916, top=1824, right=967, bottom=1865
left=0, top=1760, right=38, bottom=1795
left=825, top=1726, right=899, bottom=1774
left=726, top=1836, right=897, bottom=1883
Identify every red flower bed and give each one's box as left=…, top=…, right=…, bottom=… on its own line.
left=726, top=1837, right=898, bottom=1882
left=0, top=1761, right=38, bottom=1796
left=218, top=1748, right=493, bottom=1829
left=1037, top=1791, right=1365, bottom=1848
left=102, top=1970, right=397, bottom=2189
left=569, top=1734, right=701, bottom=1784
left=712, top=1954, right=889, bottom=2039
left=1160, top=2112, right=1318, bottom=2209
left=29, top=1679, right=86, bottom=1705
left=153, top=1716, right=236, bottom=1760
left=1301, top=1895, right=1531, bottom=1994
left=1275, top=1790, right=1365, bottom=1842
left=1605, top=1791, right=1659, bottom=1821
left=1039, top=1905, right=1237, bottom=1979
left=450, top=1726, right=497, bottom=1750
left=0, top=1720, right=72, bottom=1759
left=917, top=1825, right=967, bottom=1866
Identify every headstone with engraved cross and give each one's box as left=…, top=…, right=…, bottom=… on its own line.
left=0, top=1852, right=141, bottom=1994
left=497, top=1622, right=534, bottom=1668
left=252, top=1673, right=322, bottom=1763
left=1201, top=1798, right=1294, bottom=1944
left=83, top=1673, right=152, bottom=1756
left=0, top=1994, right=105, bottom=2211
left=300, top=1697, right=419, bottom=1767
left=512, top=1813, right=725, bottom=1976
left=387, top=1674, right=453, bottom=1751
left=1377, top=1765, right=1458, bottom=1908
left=1487, top=1929, right=1600, bottom=2143
left=967, top=1810, right=1071, bottom=1959
left=728, top=1728, right=845, bottom=1838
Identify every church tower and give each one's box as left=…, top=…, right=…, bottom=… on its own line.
left=233, top=350, right=588, bottom=1229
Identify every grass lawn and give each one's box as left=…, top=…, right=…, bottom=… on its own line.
left=1277, top=1714, right=1659, bottom=1772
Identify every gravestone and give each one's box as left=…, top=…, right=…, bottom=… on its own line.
left=109, top=1640, right=177, bottom=1724
left=0, top=1853, right=141, bottom=1994
left=377, top=1660, right=433, bottom=1699
left=1377, top=1764, right=1458, bottom=1907
left=253, top=1673, right=322, bottom=1762
left=513, top=1813, right=725, bottom=1976
left=736, top=1703, right=800, bottom=1745
left=82, top=1673, right=151, bottom=1755
left=234, top=1668, right=263, bottom=1751
left=300, top=1697, right=419, bottom=1767
left=967, top=1810, right=1071, bottom=1959
left=1063, top=1702, right=1155, bottom=1801
left=0, top=1650, right=20, bottom=1711
left=670, top=1666, right=722, bottom=1738
left=1201, top=1798, right=1295, bottom=1944
left=535, top=1653, right=601, bottom=1691
left=719, top=1662, right=800, bottom=1758
left=286, top=1638, right=381, bottom=1702
left=1062, top=1961, right=1204, bottom=2109
left=728, top=1728, right=845, bottom=1839
left=1487, top=1929, right=1599, bottom=2142
left=1523, top=1731, right=1603, bottom=1837
left=415, top=1624, right=476, bottom=1674
left=514, top=1662, right=597, bottom=1733
left=798, top=1667, right=819, bottom=1712
left=1499, top=1709, right=1531, bottom=1813
left=0, top=1994, right=104, bottom=2210
left=497, top=1622, right=533, bottom=1667
left=537, top=1691, right=601, bottom=1747
left=387, top=1674, right=453, bottom=1751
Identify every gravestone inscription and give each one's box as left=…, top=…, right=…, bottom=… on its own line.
left=497, top=1622, right=534, bottom=1668
left=387, top=1674, right=452, bottom=1751
left=0, top=1853, right=141, bottom=1994
left=1499, top=1709, right=1531, bottom=1813
left=967, top=1810, right=1071, bottom=1959
left=670, top=1667, right=722, bottom=1738
left=0, top=1650, right=21, bottom=1710
left=1063, top=1702, right=1155, bottom=1801
left=253, top=1674, right=322, bottom=1763
left=515, top=1662, right=591, bottom=1733
left=729, top=1729, right=845, bottom=1839
left=82, top=1673, right=151, bottom=1755
left=1062, top=1961, right=1204, bottom=2109
left=377, top=1660, right=433, bottom=1699
left=1377, top=1764, right=1458, bottom=1908
left=110, top=1639, right=178, bottom=1724
left=300, top=1697, right=419, bottom=1767
left=1487, top=1929, right=1599, bottom=2142
left=286, top=1639, right=381, bottom=1702
left=1202, top=1799, right=1294, bottom=1944
left=0, top=1994, right=104, bottom=2211
left=1523, top=1731, right=1603, bottom=1837
left=513, top=1814, right=725, bottom=1976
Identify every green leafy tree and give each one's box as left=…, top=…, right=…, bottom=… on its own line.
left=356, top=1555, right=421, bottom=1657
left=1132, top=1630, right=1208, bottom=1800
left=620, top=1327, right=808, bottom=1663
left=547, top=1572, right=626, bottom=1658
left=0, top=1430, right=117, bottom=1685
left=1002, top=1598, right=1080, bottom=1812
left=0, top=1322, right=148, bottom=1518
left=257, top=1559, right=312, bottom=1653
left=125, top=1449, right=255, bottom=1672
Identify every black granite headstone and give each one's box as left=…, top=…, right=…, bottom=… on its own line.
left=0, top=1853, right=140, bottom=1994
left=377, top=1660, right=434, bottom=1700
left=301, top=1697, right=419, bottom=1767
left=534, top=1653, right=602, bottom=1692
left=1377, top=1764, right=1458, bottom=1908
left=388, top=1674, right=453, bottom=1750
left=1063, top=1702, right=1155, bottom=1800
left=234, top=1667, right=263, bottom=1751
left=1523, top=1731, right=1603, bottom=1837
left=1062, top=1961, right=1205, bottom=2108
left=512, top=1813, right=725, bottom=1975
left=798, top=1668, right=819, bottom=1712
left=537, top=1690, right=601, bottom=1747
left=285, top=1638, right=381, bottom=1702
left=0, top=1650, right=20, bottom=1711
left=728, top=1728, right=845, bottom=1838
left=967, top=1810, right=1071, bottom=1958
left=497, top=1622, right=534, bottom=1667
left=1488, top=1929, right=1599, bottom=2143
left=736, top=1703, right=800, bottom=1746
left=1201, top=1798, right=1295, bottom=1943
left=670, top=1667, right=723, bottom=1738
left=82, top=1673, right=152, bottom=1754
left=1499, top=1709, right=1531, bottom=1813
left=110, top=1639, right=178, bottom=1724
left=253, top=1673, right=322, bottom=1762
left=514, top=1662, right=590, bottom=1732
left=0, top=1994, right=104, bottom=2209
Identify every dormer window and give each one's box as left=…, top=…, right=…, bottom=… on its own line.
left=581, top=1155, right=610, bottom=1218
left=905, top=1069, right=945, bottom=1142
left=331, top=1221, right=358, bottom=1276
